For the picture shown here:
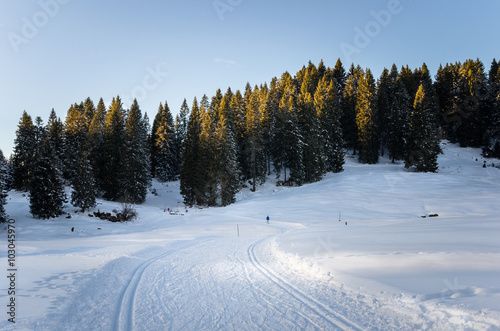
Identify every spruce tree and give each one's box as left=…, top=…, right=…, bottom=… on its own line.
left=175, top=99, right=190, bottom=160
left=376, top=67, right=397, bottom=155
left=435, top=63, right=459, bottom=141
left=12, top=111, right=36, bottom=191
left=356, top=69, right=379, bottom=164
left=281, top=91, right=305, bottom=185
left=330, top=58, right=347, bottom=101
left=261, top=79, right=279, bottom=176
left=405, top=84, right=441, bottom=172
left=230, top=90, right=248, bottom=178
left=315, top=76, right=345, bottom=173
left=298, top=71, right=324, bottom=183
left=64, top=102, right=88, bottom=181
left=455, top=59, right=489, bottom=147
left=46, top=109, right=65, bottom=169
left=71, top=152, right=97, bottom=212
left=217, top=110, right=240, bottom=206
left=180, top=98, right=202, bottom=206
left=342, top=65, right=363, bottom=153
left=245, top=88, right=266, bottom=191
left=86, top=98, right=107, bottom=193
left=121, top=99, right=151, bottom=203
left=29, top=138, right=66, bottom=219
left=83, top=97, right=95, bottom=128
left=102, top=96, right=125, bottom=201
left=387, top=77, right=411, bottom=162
left=198, top=97, right=218, bottom=205
left=154, top=101, right=177, bottom=182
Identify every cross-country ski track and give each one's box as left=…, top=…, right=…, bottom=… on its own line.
left=106, top=235, right=364, bottom=331
left=2, top=142, right=500, bottom=330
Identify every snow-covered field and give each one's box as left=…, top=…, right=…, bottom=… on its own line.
left=1, top=142, right=500, bottom=330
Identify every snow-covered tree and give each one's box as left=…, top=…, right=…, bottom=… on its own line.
left=405, top=84, right=441, bottom=172
left=180, top=97, right=202, bottom=206
left=121, top=99, right=151, bottom=203
left=315, top=76, right=344, bottom=173
left=245, top=87, right=266, bottom=191
left=387, top=77, right=411, bottom=163
left=71, top=152, right=97, bottom=212
left=29, top=138, right=66, bottom=219
left=12, top=111, right=36, bottom=191
left=356, top=69, right=379, bottom=164
left=153, top=101, right=177, bottom=182
left=102, top=96, right=125, bottom=201
left=86, top=98, right=107, bottom=193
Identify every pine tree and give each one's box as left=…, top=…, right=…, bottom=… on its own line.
left=330, top=58, right=347, bottom=101
left=245, top=88, right=266, bottom=191
left=121, top=99, right=151, bottom=203
left=154, top=101, right=177, bottom=182
left=342, top=65, right=363, bottom=153
left=180, top=97, right=202, bottom=206
left=376, top=67, right=397, bottom=155
left=12, top=111, right=36, bottom=191
left=71, top=152, right=97, bottom=212
left=455, top=59, right=489, bottom=147
left=435, top=63, right=459, bottom=141
left=261, top=79, right=278, bottom=176
left=198, top=96, right=218, bottom=205
left=387, top=77, right=411, bottom=162
left=315, top=76, right=345, bottom=173
left=175, top=99, right=190, bottom=160
left=150, top=102, right=163, bottom=178
left=86, top=98, right=107, bottom=193
left=46, top=109, right=65, bottom=169
left=405, top=84, right=441, bottom=172
left=281, top=90, right=305, bottom=185
left=272, top=72, right=303, bottom=183
left=356, top=69, right=379, bottom=164
left=298, top=70, right=324, bottom=182
left=29, top=138, right=66, bottom=219
left=230, top=90, right=248, bottom=179
left=83, top=97, right=95, bottom=128
left=217, top=111, right=240, bottom=206
left=34, top=116, right=46, bottom=148
left=0, top=149, right=9, bottom=223
left=102, top=96, right=125, bottom=201
left=64, top=102, right=88, bottom=181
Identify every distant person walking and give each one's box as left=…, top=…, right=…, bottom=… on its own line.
left=266, top=215, right=270, bottom=224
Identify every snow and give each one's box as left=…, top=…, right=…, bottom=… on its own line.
left=1, top=141, right=500, bottom=330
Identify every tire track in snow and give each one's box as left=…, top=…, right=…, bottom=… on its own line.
left=111, top=239, right=210, bottom=331
left=248, top=239, right=365, bottom=331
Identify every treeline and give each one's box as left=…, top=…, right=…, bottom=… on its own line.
left=1, top=58, right=500, bottom=220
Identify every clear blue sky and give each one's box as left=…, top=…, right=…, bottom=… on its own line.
left=1, top=0, right=499, bottom=156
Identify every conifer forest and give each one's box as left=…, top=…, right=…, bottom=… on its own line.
left=2, top=58, right=500, bottom=220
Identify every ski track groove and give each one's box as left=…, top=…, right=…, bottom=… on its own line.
left=248, top=238, right=366, bottom=331
left=239, top=256, right=319, bottom=329
left=111, top=239, right=209, bottom=331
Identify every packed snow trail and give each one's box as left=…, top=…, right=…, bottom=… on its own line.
left=247, top=239, right=364, bottom=331
left=25, top=233, right=438, bottom=331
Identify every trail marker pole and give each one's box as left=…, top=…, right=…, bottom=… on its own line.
left=237, top=224, right=240, bottom=238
